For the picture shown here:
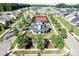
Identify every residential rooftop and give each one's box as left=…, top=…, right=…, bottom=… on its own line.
left=32, top=16, right=48, bottom=22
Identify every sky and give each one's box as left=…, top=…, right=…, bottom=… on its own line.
left=0, top=0, right=79, bottom=5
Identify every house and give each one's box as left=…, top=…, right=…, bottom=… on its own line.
left=32, top=16, right=48, bottom=22
left=30, top=21, right=50, bottom=34
left=9, top=14, right=16, bottom=20
left=30, top=16, right=50, bottom=34
left=0, top=15, right=11, bottom=24
left=0, top=17, right=7, bottom=25
left=0, top=14, right=16, bottom=26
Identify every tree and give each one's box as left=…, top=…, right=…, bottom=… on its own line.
left=56, top=3, right=67, bottom=8
left=55, top=3, right=79, bottom=8
left=36, top=35, right=44, bottom=53
left=13, top=27, right=19, bottom=36
left=5, top=21, right=12, bottom=27
left=0, top=26, right=2, bottom=31
left=27, top=15, right=32, bottom=24
left=56, top=22, right=61, bottom=31
left=37, top=39, right=44, bottom=51
left=56, top=35, right=64, bottom=49
left=22, top=17, right=26, bottom=25
left=69, top=27, right=73, bottom=33
left=60, top=28, right=67, bottom=38
left=44, top=39, right=49, bottom=48
left=16, top=34, right=28, bottom=49
left=16, top=34, right=25, bottom=48
left=55, top=3, right=73, bottom=8
left=0, top=3, right=30, bottom=11
left=51, top=35, right=64, bottom=49
left=17, top=22, right=23, bottom=29
left=0, top=23, right=5, bottom=31
left=5, top=4, right=12, bottom=11
left=0, top=5, right=3, bottom=12
left=73, top=4, right=79, bottom=8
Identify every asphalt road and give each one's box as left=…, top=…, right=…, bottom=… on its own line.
left=54, top=16, right=79, bottom=56
left=65, top=33, right=79, bottom=56
left=0, top=10, right=29, bottom=56
left=0, top=30, right=16, bottom=56
left=0, top=10, right=26, bottom=56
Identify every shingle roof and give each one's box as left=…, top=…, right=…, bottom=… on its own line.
left=30, top=22, right=49, bottom=32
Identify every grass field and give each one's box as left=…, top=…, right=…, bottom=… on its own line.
left=9, top=39, right=17, bottom=50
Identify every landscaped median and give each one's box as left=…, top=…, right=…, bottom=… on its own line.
left=56, top=16, right=79, bottom=37
left=48, top=14, right=67, bottom=38
left=48, top=14, right=68, bottom=49
left=9, top=14, right=67, bottom=56
left=47, top=15, right=58, bottom=35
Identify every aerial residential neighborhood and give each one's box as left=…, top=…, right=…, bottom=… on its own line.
left=0, top=3, right=79, bottom=56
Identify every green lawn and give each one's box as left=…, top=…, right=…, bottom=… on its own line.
left=0, top=31, right=5, bottom=42
left=57, top=16, right=79, bottom=36
left=9, top=39, right=17, bottom=50
left=48, top=15, right=62, bottom=34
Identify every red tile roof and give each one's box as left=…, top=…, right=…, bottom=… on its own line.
left=32, top=16, right=48, bottom=22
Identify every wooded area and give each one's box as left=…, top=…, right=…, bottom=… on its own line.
left=0, top=3, right=30, bottom=11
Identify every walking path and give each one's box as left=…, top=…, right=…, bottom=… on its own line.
left=47, top=15, right=58, bottom=35
left=0, top=31, right=16, bottom=56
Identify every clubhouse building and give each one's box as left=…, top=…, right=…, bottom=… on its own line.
left=30, top=16, right=50, bottom=34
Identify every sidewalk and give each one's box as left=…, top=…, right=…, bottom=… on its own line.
left=47, top=15, right=58, bottom=35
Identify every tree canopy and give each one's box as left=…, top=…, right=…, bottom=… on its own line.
left=16, top=34, right=28, bottom=49
left=56, top=3, right=79, bottom=8
left=0, top=3, right=30, bottom=11
left=51, top=35, right=64, bottom=49
left=36, top=35, right=44, bottom=49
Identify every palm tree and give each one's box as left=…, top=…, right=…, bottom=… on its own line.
left=21, top=16, right=26, bottom=25
left=36, top=35, right=44, bottom=55
left=16, top=34, right=28, bottom=49
left=51, top=35, right=64, bottom=49
left=13, top=27, right=19, bottom=36
left=37, top=39, right=44, bottom=53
